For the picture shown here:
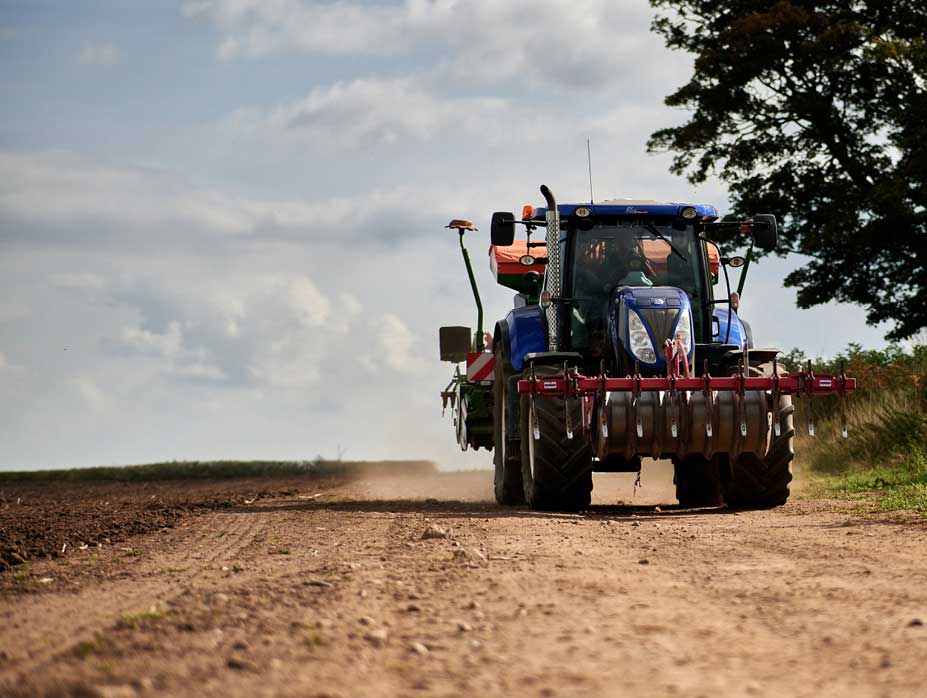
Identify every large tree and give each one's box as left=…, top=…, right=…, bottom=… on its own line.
left=648, top=0, right=927, bottom=340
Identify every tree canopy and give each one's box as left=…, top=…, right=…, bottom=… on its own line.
left=648, top=0, right=927, bottom=340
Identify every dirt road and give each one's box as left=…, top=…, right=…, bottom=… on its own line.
left=2, top=464, right=926, bottom=698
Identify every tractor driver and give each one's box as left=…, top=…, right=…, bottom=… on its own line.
left=574, top=235, right=655, bottom=295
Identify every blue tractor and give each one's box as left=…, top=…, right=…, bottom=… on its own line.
left=440, top=185, right=854, bottom=511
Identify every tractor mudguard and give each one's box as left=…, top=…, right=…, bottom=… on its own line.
left=712, top=307, right=749, bottom=349
left=496, top=305, right=547, bottom=372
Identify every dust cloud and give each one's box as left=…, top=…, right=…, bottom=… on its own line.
left=341, top=459, right=680, bottom=507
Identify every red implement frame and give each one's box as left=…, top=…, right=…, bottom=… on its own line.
left=518, top=355, right=856, bottom=441
left=517, top=371, right=856, bottom=398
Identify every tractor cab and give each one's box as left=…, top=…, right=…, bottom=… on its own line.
left=491, top=198, right=738, bottom=377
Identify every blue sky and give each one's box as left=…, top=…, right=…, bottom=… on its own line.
left=0, top=1, right=890, bottom=470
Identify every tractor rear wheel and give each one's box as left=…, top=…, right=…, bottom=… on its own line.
left=674, top=455, right=723, bottom=508
left=518, top=366, right=593, bottom=511
left=723, top=395, right=795, bottom=509
left=493, top=346, right=524, bottom=505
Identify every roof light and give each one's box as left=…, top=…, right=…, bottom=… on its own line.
left=575, top=206, right=592, bottom=218
left=681, top=207, right=697, bottom=219
left=522, top=205, right=535, bottom=220
left=519, top=254, right=536, bottom=266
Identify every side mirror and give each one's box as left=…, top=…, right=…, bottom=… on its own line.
left=751, top=214, right=778, bottom=250
left=491, top=212, right=516, bottom=247
left=439, top=326, right=472, bottom=363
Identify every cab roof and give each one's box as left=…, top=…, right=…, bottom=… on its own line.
left=531, top=199, right=719, bottom=221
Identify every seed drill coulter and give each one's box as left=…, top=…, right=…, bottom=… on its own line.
left=440, top=185, right=856, bottom=511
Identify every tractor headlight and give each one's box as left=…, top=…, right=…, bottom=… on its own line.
left=628, top=310, right=656, bottom=364
left=675, top=310, right=692, bottom=355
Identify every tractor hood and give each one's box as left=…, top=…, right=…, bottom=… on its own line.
left=609, top=287, right=694, bottom=371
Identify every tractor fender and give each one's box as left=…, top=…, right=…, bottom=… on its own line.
left=712, top=307, right=749, bottom=349
left=494, top=305, right=547, bottom=372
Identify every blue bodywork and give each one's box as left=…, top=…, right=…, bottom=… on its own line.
left=503, top=305, right=547, bottom=371
left=712, top=307, right=749, bottom=349
left=610, top=287, right=694, bottom=370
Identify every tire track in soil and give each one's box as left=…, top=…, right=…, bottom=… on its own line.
left=0, top=506, right=268, bottom=680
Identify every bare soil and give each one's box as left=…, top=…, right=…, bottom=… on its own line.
left=1, top=464, right=926, bottom=698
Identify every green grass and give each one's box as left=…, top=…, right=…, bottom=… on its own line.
left=809, top=450, right=927, bottom=515
left=0, top=459, right=436, bottom=482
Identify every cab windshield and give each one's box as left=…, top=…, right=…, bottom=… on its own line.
left=566, top=221, right=707, bottom=353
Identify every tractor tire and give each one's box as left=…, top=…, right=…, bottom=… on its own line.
left=493, top=346, right=524, bottom=505
left=723, top=395, right=795, bottom=509
left=518, top=366, right=593, bottom=512
left=673, top=455, right=723, bottom=508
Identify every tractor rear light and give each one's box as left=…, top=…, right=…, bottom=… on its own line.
left=681, top=206, right=697, bottom=219
left=522, top=205, right=535, bottom=220
left=575, top=206, right=592, bottom=218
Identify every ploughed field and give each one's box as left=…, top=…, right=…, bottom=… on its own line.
left=1, top=464, right=926, bottom=698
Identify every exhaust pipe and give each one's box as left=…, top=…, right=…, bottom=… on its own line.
left=540, top=185, right=561, bottom=351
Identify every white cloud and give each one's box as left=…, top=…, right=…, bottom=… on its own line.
left=77, top=41, right=121, bottom=67
left=372, top=313, right=428, bottom=376
left=186, top=0, right=665, bottom=92
left=340, top=292, right=362, bottom=316
left=184, top=0, right=443, bottom=59
left=72, top=375, right=106, bottom=409
left=0, top=151, right=448, bottom=245
left=227, top=77, right=555, bottom=151
left=283, top=277, right=331, bottom=327
left=80, top=271, right=357, bottom=390
left=120, top=321, right=183, bottom=359
left=51, top=272, right=106, bottom=292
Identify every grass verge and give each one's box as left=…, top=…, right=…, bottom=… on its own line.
left=790, top=343, right=927, bottom=516
left=808, top=452, right=927, bottom=515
